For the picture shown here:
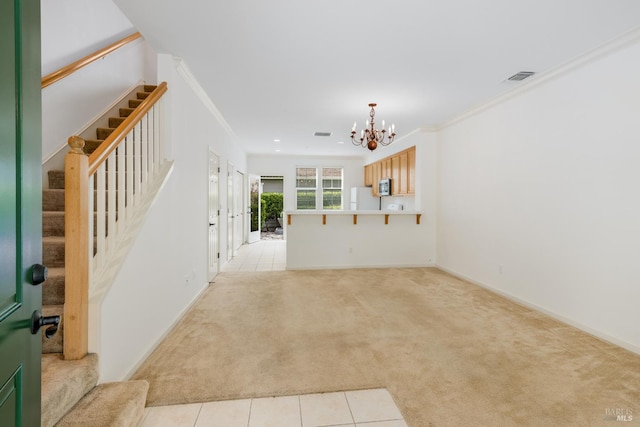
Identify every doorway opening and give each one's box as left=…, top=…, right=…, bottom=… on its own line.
left=259, top=176, right=284, bottom=241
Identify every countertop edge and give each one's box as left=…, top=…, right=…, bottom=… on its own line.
left=285, top=210, right=422, bottom=215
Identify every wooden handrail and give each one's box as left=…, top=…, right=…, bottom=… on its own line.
left=41, top=32, right=142, bottom=89
left=88, top=82, right=168, bottom=174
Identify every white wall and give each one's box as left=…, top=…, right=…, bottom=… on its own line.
left=247, top=154, right=366, bottom=211
left=41, top=0, right=135, bottom=76
left=437, top=37, right=640, bottom=352
left=41, top=40, right=152, bottom=164
left=41, top=1, right=154, bottom=179
left=96, top=55, right=247, bottom=381
left=253, top=132, right=439, bottom=270
left=366, top=130, right=439, bottom=263
left=287, top=212, right=431, bottom=269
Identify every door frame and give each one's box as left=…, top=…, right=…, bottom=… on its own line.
left=0, top=0, right=42, bottom=424
left=233, top=170, right=244, bottom=254
left=226, top=162, right=234, bottom=262
left=207, top=150, right=220, bottom=281
left=248, top=174, right=261, bottom=243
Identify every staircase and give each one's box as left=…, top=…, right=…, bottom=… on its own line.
left=40, top=86, right=157, bottom=427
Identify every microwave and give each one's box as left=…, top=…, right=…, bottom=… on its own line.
left=379, top=178, right=391, bottom=196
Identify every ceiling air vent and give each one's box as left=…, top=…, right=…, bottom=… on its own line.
left=507, top=71, right=535, bottom=81
left=313, top=132, right=332, bottom=137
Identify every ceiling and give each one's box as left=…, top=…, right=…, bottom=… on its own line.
left=114, top=0, right=640, bottom=157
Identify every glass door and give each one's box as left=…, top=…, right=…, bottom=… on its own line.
left=248, top=174, right=261, bottom=243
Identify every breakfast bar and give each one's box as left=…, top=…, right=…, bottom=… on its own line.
left=285, top=210, right=432, bottom=270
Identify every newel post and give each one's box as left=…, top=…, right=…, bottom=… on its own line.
left=64, top=136, right=89, bottom=360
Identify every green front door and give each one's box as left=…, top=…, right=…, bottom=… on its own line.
left=0, top=0, right=42, bottom=426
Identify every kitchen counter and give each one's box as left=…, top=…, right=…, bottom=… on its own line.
left=285, top=210, right=423, bottom=225
left=285, top=210, right=432, bottom=270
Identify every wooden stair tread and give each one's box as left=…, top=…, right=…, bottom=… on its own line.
left=108, top=117, right=126, bottom=128
left=41, top=353, right=99, bottom=427
left=119, top=107, right=135, bottom=117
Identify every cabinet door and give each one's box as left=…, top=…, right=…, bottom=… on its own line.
left=364, top=164, right=373, bottom=187
left=391, top=156, right=401, bottom=195
left=372, top=162, right=381, bottom=196
left=399, top=151, right=408, bottom=195
left=407, top=146, right=416, bottom=194
left=383, top=158, right=391, bottom=179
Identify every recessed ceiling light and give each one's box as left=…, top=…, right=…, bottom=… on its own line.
left=337, top=141, right=344, bottom=144
left=313, top=132, right=332, bottom=137
left=275, top=149, right=281, bottom=152
left=273, top=139, right=280, bottom=142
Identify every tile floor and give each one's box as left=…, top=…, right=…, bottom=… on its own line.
left=221, top=239, right=287, bottom=272
left=139, top=388, right=408, bottom=427
left=150, top=242, right=408, bottom=425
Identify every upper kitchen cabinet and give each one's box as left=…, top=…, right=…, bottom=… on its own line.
left=364, top=146, right=416, bottom=196
left=364, top=163, right=373, bottom=187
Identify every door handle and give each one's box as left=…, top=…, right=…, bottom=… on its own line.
left=31, top=264, right=48, bottom=286
left=30, top=310, right=60, bottom=338
left=209, top=222, right=216, bottom=226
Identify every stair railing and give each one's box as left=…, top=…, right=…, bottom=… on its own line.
left=64, top=82, right=168, bottom=360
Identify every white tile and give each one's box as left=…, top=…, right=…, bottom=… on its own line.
left=300, top=392, right=353, bottom=427
left=195, top=399, right=251, bottom=427
left=140, top=403, right=202, bottom=427
left=355, top=421, right=407, bottom=427
left=345, top=389, right=403, bottom=423
left=272, top=263, right=287, bottom=271
left=238, top=264, right=258, bottom=271
left=249, top=395, right=300, bottom=427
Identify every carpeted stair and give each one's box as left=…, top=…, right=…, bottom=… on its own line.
left=41, top=85, right=156, bottom=427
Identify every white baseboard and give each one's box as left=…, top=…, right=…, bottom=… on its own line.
left=285, top=262, right=436, bottom=271
left=436, top=264, right=640, bottom=356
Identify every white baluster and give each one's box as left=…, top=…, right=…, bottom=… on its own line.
left=117, top=142, right=126, bottom=235
left=107, top=151, right=117, bottom=255
left=95, top=163, right=106, bottom=270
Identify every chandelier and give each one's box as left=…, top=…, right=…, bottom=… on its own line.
left=350, top=103, right=396, bottom=151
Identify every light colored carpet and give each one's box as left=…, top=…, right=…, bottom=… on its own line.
left=131, top=268, right=640, bottom=426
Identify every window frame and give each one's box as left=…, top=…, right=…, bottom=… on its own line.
left=295, top=165, right=344, bottom=210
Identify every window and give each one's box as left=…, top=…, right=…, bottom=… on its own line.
left=295, top=166, right=343, bottom=210
left=322, top=167, right=343, bottom=210
left=296, top=167, right=317, bottom=209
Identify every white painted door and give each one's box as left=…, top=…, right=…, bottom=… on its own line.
left=248, top=174, right=261, bottom=243
left=227, top=162, right=234, bottom=261
left=208, top=150, right=220, bottom=281
left=234, top=170, right=244, bottom=254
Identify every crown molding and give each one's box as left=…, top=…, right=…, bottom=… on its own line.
left=175, top=59, right=237, bottom=138
left=439, top=24, right=640, bottom=130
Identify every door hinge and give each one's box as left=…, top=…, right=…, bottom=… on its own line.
left=217, top=252, right=220, bottom=259
left=218, top=167, right=220, bottom=173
